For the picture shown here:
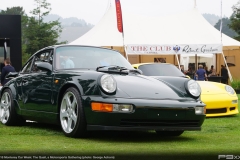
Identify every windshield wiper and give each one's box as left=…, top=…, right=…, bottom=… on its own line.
left=96, top=65, right=128, bottom=72
left=129, top=69, right=143, bottom=74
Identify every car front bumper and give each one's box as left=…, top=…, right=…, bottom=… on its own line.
left=82, top=96, right=206, bottom=131
left=201, top=93, right=239, bottom=117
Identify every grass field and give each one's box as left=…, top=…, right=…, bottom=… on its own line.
left=0, top=95, right=240, bottom=160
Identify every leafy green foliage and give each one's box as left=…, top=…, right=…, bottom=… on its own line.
left=0, top=6, right=29, bottom=65
left=25, top=0, right=66, bottom=55
left=229, top=1, right=240, bottom=41
left=214, top=17, right=238, bottom=38
left=0, top=0, right=66, bottom=65
left=0, top=6, right=26, bottom=15
left=230, top=79, right=240, bottom=90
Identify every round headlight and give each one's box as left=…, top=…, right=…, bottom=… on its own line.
left=100, top=75, right=117, bottom=94
left=185, top=80, right=201, bottom=98
left=225, top=85, right=235, bottom=95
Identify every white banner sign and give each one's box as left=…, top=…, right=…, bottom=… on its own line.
left=126, top=44, right=222, bottom=54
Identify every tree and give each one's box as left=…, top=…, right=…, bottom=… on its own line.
left=229, top=1, right=240, bottom=41
left=25, top=0, right=66, bottom=55
left=0, top=6, right=26, bottom=15
left=214, top=17, right=238, bottom=38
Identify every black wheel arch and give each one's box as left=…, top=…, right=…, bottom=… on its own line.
left=57, top=82, right=83, bottom=112
left=0, top=84, right=21, bottom=114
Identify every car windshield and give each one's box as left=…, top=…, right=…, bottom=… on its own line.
left=55, top=46, right=133, bottom=70
left=139, top=64, right=185, bottom=77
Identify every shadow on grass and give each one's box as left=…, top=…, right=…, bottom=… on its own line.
left=24, top=121, right=62, bottom=132
left=21, top=121, right=195, bottom=142
left=86, top=130, right=195, bottom=143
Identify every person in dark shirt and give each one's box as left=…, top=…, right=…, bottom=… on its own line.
left=180, top=65, right=184, bottom=73
left=195, top=64, right=208, bottom=81
left=221, top=65, right=229, bottom=84
left=186, top=66, right=194, bottom=79
left=0, top=58, right=16, bottom=86
left=208, top=65, right=214, bottom=75
left=204, top=66, right=210, bottom=76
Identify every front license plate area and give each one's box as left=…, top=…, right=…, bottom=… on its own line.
left=147, top=109, right=186, bottom=120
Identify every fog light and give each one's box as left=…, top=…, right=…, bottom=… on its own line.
left=113, top=104, right=133, bottom=112
left=232, top=100, right=238, bottom=104
left=195, top=107, right=205, bottom=115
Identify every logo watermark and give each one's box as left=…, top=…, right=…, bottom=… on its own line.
left=218, top=155, right=240, bottom=159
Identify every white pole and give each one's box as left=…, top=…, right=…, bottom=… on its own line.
left=194, top=0, right=197, bottom=8
left=125, top=46, right=129, bottom=61
left=175, top=54, right=181, bottom=70
left=220, top=0, right=223, bottom=42
left=219, top=0, right=232, bottom=82
left=221, top=52, right=233, bottom=82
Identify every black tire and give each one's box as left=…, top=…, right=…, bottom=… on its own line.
left=155, top=130, right=184, bottom=136
left=0, top=89, right=24, bottom=126
left=59, top=87, right=87, bottom=138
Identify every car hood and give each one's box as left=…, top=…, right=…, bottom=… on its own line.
left=64, top=70, right=190, bottom=99
left=197, top=81, right=226, bottom=95
left=113, top=74, right=186, bottom=99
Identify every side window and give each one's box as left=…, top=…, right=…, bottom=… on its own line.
left=21, top=59, right=33, bottom=73
left=32, top=50, right=52, bottom=73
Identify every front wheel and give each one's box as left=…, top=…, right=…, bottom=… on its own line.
left=155, top=130, right=184, bottom=136
left=60, top=87, right=87, bottom=138
left=0, top=89, right=24, bottom=125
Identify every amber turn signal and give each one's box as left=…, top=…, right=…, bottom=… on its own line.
left=91, top=102, right=113, bottom=112
left=54, top=79, right=59, bottom=84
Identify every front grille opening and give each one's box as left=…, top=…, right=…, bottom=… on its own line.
left=120, top=119, right=199, bottom=127
left=206, top=108, right=227, bottom=114
left=230, top=107, right=236, bottom=111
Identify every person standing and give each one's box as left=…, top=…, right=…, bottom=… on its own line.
left=209, top=65, right=214, bottom=75
left=195, top=64, right=208, bottom=81
left=204, top=66, right=210, bottom=76
left=186, top=66, right=194, bottom=78
left=0, top=58, right=16, bottom=86
left=180, top=65, right=184, bottom=73
left=221, top=65, right=229, bottom=84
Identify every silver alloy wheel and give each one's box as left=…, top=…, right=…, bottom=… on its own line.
left=60, top=91, right=78, bottom=133
left=0, top=92, right=11, bottom=124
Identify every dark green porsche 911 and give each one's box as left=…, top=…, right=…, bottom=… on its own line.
left=0, top=45, right=205, bottom=138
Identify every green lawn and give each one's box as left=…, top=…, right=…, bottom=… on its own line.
left=0, top=96, right=240, bottom=160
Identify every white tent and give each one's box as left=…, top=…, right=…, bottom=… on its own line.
left=70, top=5, right=240, bottom=52
left=70, top=4, right=240, bottom=81
left=70, top=6, right=123, bottom=46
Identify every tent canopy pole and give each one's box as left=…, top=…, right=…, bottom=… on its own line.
left=221, top=52, right=233, bottom=82
left=175, top=54, right=181, bottom=70
left=125, top=46, right=129, bottom=60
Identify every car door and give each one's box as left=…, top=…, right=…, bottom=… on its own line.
left=22, top=50, right=55, bottom=112
left=17, top=58, right=34, bottom=110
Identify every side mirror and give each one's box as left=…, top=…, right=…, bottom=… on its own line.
left=5, top=72, right=19, bottom=79
left=136, top=69, right=143, bottom=74
left=130, top=69, right=143, bottom=74
left=36, top=62, right=52, bottom=72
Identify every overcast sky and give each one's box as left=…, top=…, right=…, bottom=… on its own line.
left=0, top=0, right=239, bottom=25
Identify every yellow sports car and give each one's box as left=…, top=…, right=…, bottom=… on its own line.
left=132, top=63, right=239, bottom=117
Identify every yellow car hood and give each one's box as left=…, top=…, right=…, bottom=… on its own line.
left=197, top=81, right=226, bottom=95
